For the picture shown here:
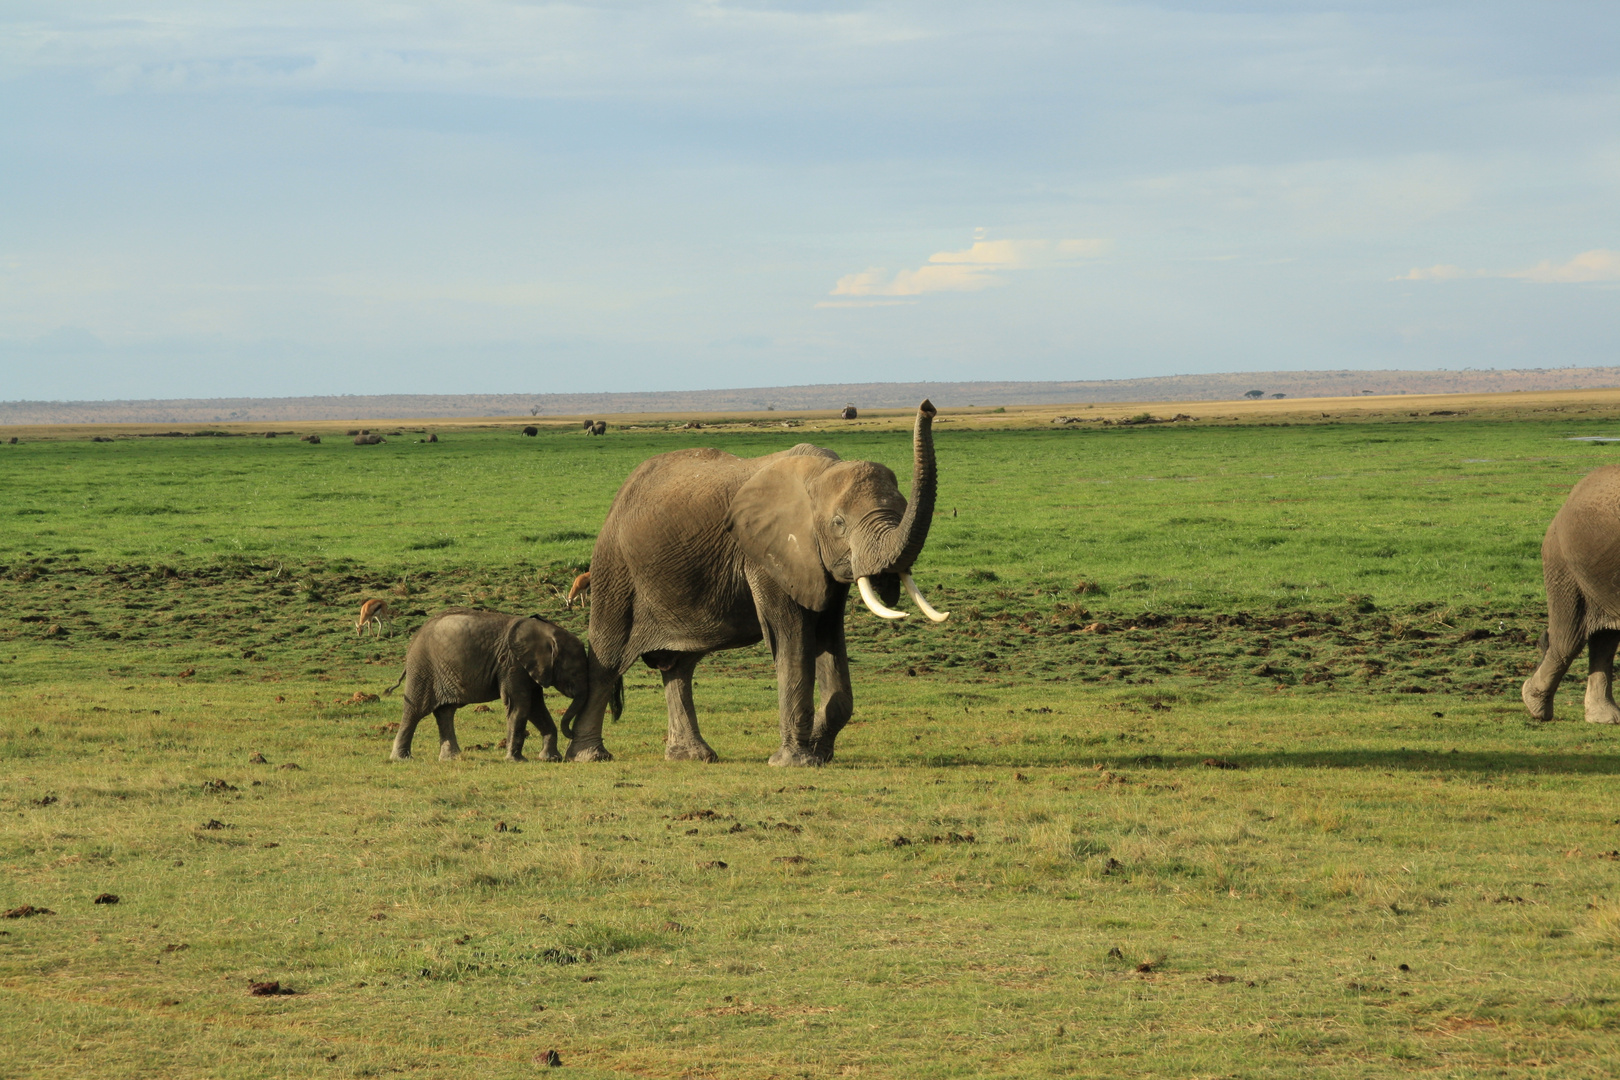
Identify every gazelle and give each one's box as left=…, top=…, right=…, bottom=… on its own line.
left=356, top=598, right=393, bottom=637
left=565, top=572, right=590, bottom=609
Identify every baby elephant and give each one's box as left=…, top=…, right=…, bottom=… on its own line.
left=385, top=610, right=589, bottom=762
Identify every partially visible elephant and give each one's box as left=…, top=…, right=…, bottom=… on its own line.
left=564, top=400, right=948, bottom=766
left=586, top=420, right=607, bottom=436
left=354, top=433, right=385, bottom=446
left=385, top=610, right=589, bottom=761
left=1523, top=465, right=1620, bottom=724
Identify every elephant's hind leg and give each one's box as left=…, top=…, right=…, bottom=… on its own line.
left=1584, top=630, right=1620, bottom=724
left=434, top=705, right=463, bottom=760
left=663, top=653, right=719, bottom=762
left=1523, top=588, right=1584, bottom=722
left=392, top=692, right=430, bottom=760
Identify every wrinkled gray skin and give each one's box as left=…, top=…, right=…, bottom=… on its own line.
left=565, top=400, right=942, bottom=766
left=388, top=610, right=589, bottom=761
left=1523, top=465, right=1620, bottom=724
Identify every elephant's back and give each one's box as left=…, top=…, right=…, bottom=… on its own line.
left=405, top=609, right=507, bottom=703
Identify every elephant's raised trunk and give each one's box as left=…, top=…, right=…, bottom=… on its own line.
left=873, top=399, right=937, bottom=573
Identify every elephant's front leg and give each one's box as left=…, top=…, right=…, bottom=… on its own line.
left=1584, top=630, right=1620, bottom=724
left=810, top=599, right=853, bottom=763
left=564, top=650, right=616, bottom=762
left=663, top=653, right=719, bottom=762
left=767, top=612, right=823, bottom=768
left=433, top=705, right=462, bottom=761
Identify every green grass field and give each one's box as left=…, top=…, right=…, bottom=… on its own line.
left=4, top=413, right=1620, bottom=1077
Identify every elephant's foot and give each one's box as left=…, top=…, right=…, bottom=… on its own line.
left=1522, top=679, right=1556, bottom=722
left=566, top=741, right=615, bottom=762
left=666, top=740, right=719, bottom=763
left=768, top=745, right=824, bottom=768
left=438, top=743, right=461, bottom=761
left=1584, top=701, right=1620, bottom=724
left=505, top=751, right=527, bottom=762
left=389, top=749, right=412, bottom=761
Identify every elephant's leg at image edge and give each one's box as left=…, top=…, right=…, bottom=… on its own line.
left=1584, top=630, right=1620, bottom=724
left=663, top=653, right=719, bottom=762
left=433, top=704, right=462, bottom=761
left=1523, top=584, right=1585, bottom=722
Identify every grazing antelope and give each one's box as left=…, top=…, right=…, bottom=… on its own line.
left=565, top=572, right=591, bottom=609
left=356, top=599, right=393, bottom=637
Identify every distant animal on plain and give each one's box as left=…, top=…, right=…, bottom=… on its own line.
left=354, top=434, right=385, bottom=445
left=522, top=426, right=538, bottom=437
left=300, top=434, right=322, bottom=444
left=840, top=404, right=858, bottom=420
left=565, top=572, right=591, bottom=609
left=582, top=420, right=595, bottom=431
left=589, top=420, right=607, bottom=436
left=1524, top=464, right=1620, bottom=724
left=356, top=599, right=393, bottom=637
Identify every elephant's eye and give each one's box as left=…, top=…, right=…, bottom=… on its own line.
left=831, top=514, right=847, bottom=534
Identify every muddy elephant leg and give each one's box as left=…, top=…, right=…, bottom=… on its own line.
left=1584, top=630, right=1620, bottom=724
left=810, top=596, right=852, bottom=763
left=434, top=705, right=462, bottom=760
left=391, top=691, right=430, bottom=760
left=764, top=609, right=822, bottom=768
left=1522, top=585, right=1584, bottom=722
left=663, top=653, right=719, bottom=762
left=564, top=650, right=616, bottom=762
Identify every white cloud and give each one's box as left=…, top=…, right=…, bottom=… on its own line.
left=826, top=237, right=1109, bottom=299
left=1395, top=250, right=1620, bottom=284
left=1394, top=264, right=1474, bottom=281
left=1505, top=249, right=1620, bottom=284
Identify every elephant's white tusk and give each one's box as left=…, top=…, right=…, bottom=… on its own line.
left=901, top=573, right=950, bottom=622
left=857, top=576, right=908, bottom=619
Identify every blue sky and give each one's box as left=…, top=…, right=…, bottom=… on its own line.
left=2, top=1, right=1618, bottom=400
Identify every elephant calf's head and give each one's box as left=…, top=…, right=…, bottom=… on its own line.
left=514, top=617, right=590, bottom=735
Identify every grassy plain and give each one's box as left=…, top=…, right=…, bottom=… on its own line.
left=4, top=395, right=1620, bottom=1077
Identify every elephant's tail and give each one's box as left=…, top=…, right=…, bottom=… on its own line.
left=610, top=675, right=624, bottom=722
left=382, top=668, right=407, bottom=696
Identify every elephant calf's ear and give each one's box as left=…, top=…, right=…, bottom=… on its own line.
left=730, top=463, right=832, bottom=611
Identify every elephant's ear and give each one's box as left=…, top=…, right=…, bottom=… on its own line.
left=729, top=459, right=831, bottom=611
left=511, top=618, right=557, bottom=687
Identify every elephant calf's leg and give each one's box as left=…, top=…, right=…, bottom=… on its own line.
left=663, top=654, right=719, bottom=762
left=434, top=705, right=462, bottom=761
left=1585, top=630, right=1620, bottom=724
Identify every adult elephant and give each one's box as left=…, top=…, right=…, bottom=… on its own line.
left=1523, top=465, right=1620, bottom=724
left=562, top=400, right=948, bottom=765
